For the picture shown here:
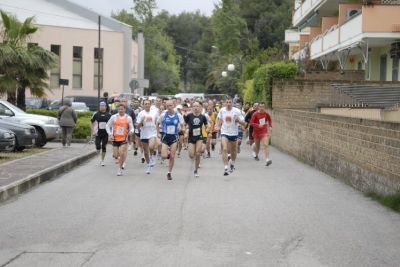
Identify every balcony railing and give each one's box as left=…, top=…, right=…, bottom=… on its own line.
left=285, top=30, right=301, bottom=43
left=309, top=13, right=363, bottom=59
left=292, top=0, right=324, bottom=27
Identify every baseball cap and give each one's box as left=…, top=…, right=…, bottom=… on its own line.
left=99, top=101, right=107, bottom=106
left=176, top=104, right=183, bottom=110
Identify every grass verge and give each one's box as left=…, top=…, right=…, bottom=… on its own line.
left=367, top=192, right=400, bottom=212
left=0, top=148, right=51, bottom=165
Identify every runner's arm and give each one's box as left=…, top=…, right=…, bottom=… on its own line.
left=105, top=116, right=115, bottom=136
left=128, top=117, right=135, bottom=135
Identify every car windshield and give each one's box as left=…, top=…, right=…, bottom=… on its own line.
left=3, top=102, right=26, bottom=114
left=72, top=103, right=86, bottom=109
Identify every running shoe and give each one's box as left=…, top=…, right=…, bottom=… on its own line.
left=254, top=156, right=260, bottom=161
left=117, top=168, right=122, bottom=176
left=194, top=170, right=200, bottom=178
left=223, top=168, right=229, bottom=176
left=167, top=173, right=172, bottom=180
left=149, top=157, right=155, bottom=167
left=146, top=165, right=151, bottom=174
left=229, top=163, right=235, bottom=173
left=100, top=161, right=105, bottom=167
left=141, top=157, right=145, bottom=164
left=122, top=162, right=126, bottom=170
left=266, top=160, right=272, bottom=166
left=134, top=150, right=138, bottom=156
left=177, top=153, right=181, bottom=158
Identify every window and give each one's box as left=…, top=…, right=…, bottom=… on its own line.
left=28, top=43, right=38, bottom=48
left=50, top=45, right=61, bottom=88
left=73, top=46, right=83, bottom=89
left=94, top=48, right=103, bottom=90
left=393, top=57, right=399, bottom=81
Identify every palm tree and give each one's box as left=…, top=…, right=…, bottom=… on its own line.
left=0, top=11, right=57, bottom=109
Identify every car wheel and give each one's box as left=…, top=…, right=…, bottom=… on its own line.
left=14, top=138, right=25, bottom=152
left=34, top=127, right=47, bottom=147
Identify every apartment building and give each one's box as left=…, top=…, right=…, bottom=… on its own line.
left=285, top=0, right=400, bottom=81
left=0, top=0, right=140, bottom=100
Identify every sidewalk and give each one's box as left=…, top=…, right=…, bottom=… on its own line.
left=0, top=142, right=96, bottom=203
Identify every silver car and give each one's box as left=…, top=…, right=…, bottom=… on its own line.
left=0, top=100, right=59, bottom=147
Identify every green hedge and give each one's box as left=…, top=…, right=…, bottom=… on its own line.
left=26, top=109, right=93, bottom=119
left=27, top=109, right=93, bottom=139
left=245, top=62, right=298, bottom=107
left=73, top=117, right=91, bottom=139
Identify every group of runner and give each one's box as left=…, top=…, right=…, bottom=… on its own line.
left=90, top=96, right=272, bottom=180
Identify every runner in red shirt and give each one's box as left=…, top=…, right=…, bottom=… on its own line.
left=250, top=102, right=272, bottom=166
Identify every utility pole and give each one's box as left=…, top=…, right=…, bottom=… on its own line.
left=98, top=15, right=101, bottom=109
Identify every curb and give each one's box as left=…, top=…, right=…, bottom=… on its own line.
left=0, top=150, right=97, bottom=203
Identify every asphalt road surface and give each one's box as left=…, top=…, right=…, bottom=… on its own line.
left=1, top=145, right=400, bottom=267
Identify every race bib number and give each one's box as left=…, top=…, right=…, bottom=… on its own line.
left=116, top=126, right=125, bottom=135
left=193, top=128, right=201, bottom=136
left=99, top=122, right=107, bottom=129
left=225, top=116, right=232, bottom=124
left=167, top=125, right=176, bottom=135
left=259, top=118, right=266, bottom=126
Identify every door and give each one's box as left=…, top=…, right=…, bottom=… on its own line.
left=380, top=55, right=387, bottom=81
left=392, top=57, right=399, bottom=81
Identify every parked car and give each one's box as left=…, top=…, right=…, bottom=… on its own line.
left=0, top=100, right=59, bottom=147
left=65, top=96, right=99, bottom=111
left=205, top=94, right=229, bottom=102
left=0, top=128, right=15, bottom=152
left=25, top=98, right=50, bottom=109
left=48, top=99, right=64, bottom=111
left=71, top=102, right=89, bottom=112
left=0, top=119, right=37, bottom=151
left=175, top=93, right=205, bottom=101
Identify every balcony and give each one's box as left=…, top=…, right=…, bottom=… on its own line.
left=285, top=30, right=301, bottom=44
left=292, top=0, right=324, bottom=27
left=310, top=13, right=362, bottom=59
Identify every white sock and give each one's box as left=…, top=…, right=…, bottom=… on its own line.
left=224, top=165, right=228, bottom=170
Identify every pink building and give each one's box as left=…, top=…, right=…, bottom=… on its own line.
left=0, top=0, right=141, bottom=100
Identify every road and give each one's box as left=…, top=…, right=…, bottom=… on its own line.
left=1, top=145, right=400, bottom=267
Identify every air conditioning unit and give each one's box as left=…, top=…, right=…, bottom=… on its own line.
left=347, top=9, right=361, bottom=18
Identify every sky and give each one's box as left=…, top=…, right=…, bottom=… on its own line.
left=69, top=0, right=217, bottom=17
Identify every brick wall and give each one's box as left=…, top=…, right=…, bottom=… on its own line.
left=272, top=109, right=400, bottom=195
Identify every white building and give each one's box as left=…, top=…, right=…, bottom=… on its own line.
left=0, top=0, right=142, bottom=100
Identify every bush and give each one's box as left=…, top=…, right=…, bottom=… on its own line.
left=243, top=79, right=254, bottom=104
left=252, top=62, right=298, bottom=107
left=73, top=117, right=91, bottom=139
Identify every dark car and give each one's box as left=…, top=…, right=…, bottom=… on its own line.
left=0, top=119, right=37, bottom=151
left=65, top=96, right=99, bottom=111
left=0, top=128, right=15, bottom=152
left=25, top=98, right=51, bottom=109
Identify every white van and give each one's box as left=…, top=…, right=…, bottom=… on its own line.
left=174, top=93, right=205, bottom=100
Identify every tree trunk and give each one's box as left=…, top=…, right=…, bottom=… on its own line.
left=17, top=86, right=26, bottom=111
left=7, top=90, right=17, bottom=105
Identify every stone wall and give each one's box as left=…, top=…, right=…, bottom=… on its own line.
left=272, top=109, right=400, bottom=195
